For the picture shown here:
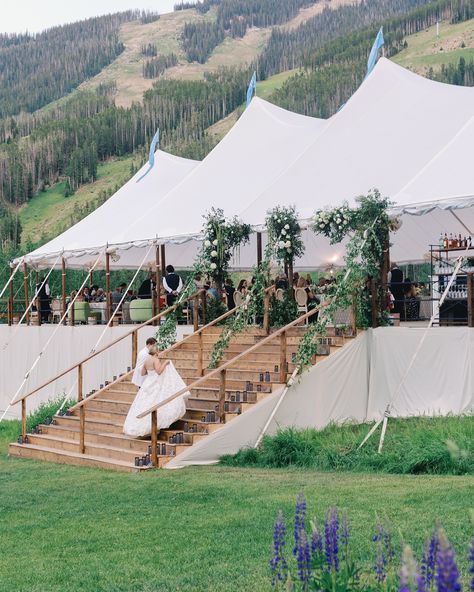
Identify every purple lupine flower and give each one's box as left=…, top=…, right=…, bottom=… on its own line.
left=399, top=561, right=412, bottom=592
left=421, top=529, right=439, bottom=589
left=416, top=573, right=427, bottom=592
left=341, top=512, right=350, bottom=560
left=296, top=526, right=312, bottom=591
left=293, top=492, right=307, bottom=556
left=310, top=519, right=323, bottom=557
left=270, top=510, right=288, bottom=588
left=435, top=527, right=461, bottom=592
left=324, top=507, right=340, bottom=573
left=373, top=521, right=394, bottom=583
left=469, top=537, right=474, bottom=592
left=400, top=546, right=426, bottom=592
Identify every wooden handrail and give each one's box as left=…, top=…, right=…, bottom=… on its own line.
left=70, top=303, right=242, bottom=411
left=136, top=298, right=332, bottom=420
left=11, top=289, right=206, bottom=405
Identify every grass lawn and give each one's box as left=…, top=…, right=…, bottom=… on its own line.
left=0, top=424, right=473, bottom=592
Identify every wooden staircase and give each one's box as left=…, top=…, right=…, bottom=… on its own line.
left=9, top=324, right=355, bottom=472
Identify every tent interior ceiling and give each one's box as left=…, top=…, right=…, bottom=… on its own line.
left=19, top=59, right=474, bottom=271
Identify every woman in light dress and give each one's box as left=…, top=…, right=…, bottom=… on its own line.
left=123, top=345, right=188, bottom=438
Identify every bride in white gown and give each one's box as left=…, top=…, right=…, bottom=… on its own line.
left=123, top=345, right=188, bottom=438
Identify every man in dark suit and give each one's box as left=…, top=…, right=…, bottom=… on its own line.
left=163, top=265, right=183, bottom=307
left=389, top=262, right=404, bottom=317
left=138, top=272, right=155, bottom=299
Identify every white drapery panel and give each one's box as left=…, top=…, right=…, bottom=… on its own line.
left=166, top=328, right=474, bottom=468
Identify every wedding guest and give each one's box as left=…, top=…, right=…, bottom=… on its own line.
left=35, top=277, right=51, bottom=322
left=138, top=271, right=154, bottom=299
left=94, top=288, right=105, bottom=302
left=207, top=281, right=220, bottom=300
left=275, top=274, right=288, bottom=290
left=389, top=262, right=404, bottom=317
left=403, top=278, right=420, bottom=321
left=163, top=265, right=183, bottom=306
left=224, top=278, right=236, bottom=310
left=292, top=272, right=300, bottom=287
left=83, top=287, right=92, bottom=302
left=111, top=285, right=123, bottom=309
left=237, top=279, right=248, bottom=295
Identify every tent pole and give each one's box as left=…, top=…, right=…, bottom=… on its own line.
left=256, top=232, right=262, bottom=266
left=154, top=244, right=161, bottom=325
left=105, top=252, right=111, bottom=323
left=160, top=244, right=166, bottom=275
left=468, top=274, right=474, bottom=328
left=23, top=262, right=30, bottom=325
left=8, top=266, right=13, bottom=325
left=61, top=259, right=67, bottom=325
left=36, top=270, right=42, bottom=327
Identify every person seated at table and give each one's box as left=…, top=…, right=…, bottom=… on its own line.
left=127, top=289, right=137, bottom=301
left=163, top=265, right=183, bottom=307
left=275, top=274, right=288, bottom=290
left=83, top=286, right=92, bottom=302
left=94, top=288, right=105, bottom=302
left=207, top=281, right=220, bottom=300
left=111, top=285, right=123, bottom=309
left=138, top=272, right=154, bottom=299
left=90, top=285, right=99, bottom=299
left=306, top=273, right=313, bottom=285
left=237, top=279, right=248, bottom=295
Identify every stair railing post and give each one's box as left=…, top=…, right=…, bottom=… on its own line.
left=468, top=273, right=474, bottom=327
left=193, top=295, right=199, bottom=332
left=151, top=410, right=158, bottom=467
left=78, top=364, right=85, bottom=454
left=279, top=331, right=287, bottom=383
left=263, top=291, right=270, bottom=335
left=219, top=369, right=226, bottom=424
left=21, top=399, right=27, bottom=441
left=197, top=332, right=203, bottom=377
left=132, top=330, right=138, bottom=368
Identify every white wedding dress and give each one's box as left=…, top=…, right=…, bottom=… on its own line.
left=123, top=361, right=188, bottom=438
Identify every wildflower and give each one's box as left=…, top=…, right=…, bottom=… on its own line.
left=270, top=510, right=288, bottom=588
left=296, top=526, right=311, bottom=591
left=421, top=529, right=439, bottom=589
left=399, top=546, right=426, bottom=592
left=373, top=521, right=394, bottom=583
left=310, top=519, right=323, bottom=557
left=285, top=241, right=291, bottom=248
left=210, top=263, right=217, bottom=270
left=435, top=527, right=461, bottom=592
left=278, top=240, right=286, bottom=248
left=325, top=507, right=340, bottom=573
left=469, top=537, right=474, bottom=592
left=341, top=512, right=350, bottom=559
left=293, top=492, right=306, bottom=556
left=212, top=239, right=218, bottom=246
left=285, top=224, right=290, bottom=230
left=281, top=229, right=287, bottom=235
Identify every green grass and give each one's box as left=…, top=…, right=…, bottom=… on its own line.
left=19, top=156, right=137, bottom=247
left=0, top=421, right=473, bottom=591
left=393, top=18, right=474, bottom=72
left=221, top=417, right=474, bottom=475
left=257, top=70, right=299, bottom=101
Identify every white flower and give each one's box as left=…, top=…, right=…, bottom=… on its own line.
left=281, top=228, right=287, bottom=235
left=285, top=224, right=290, bottom=230
left=287, top=248, right=292, bottom=253
left=277, top=218, right=281, bottom=223
left=210, top=262, right=217, bottom=270
left=319, top=223, right=325, bottom=229
left=336, top=218, right=341, bottom=223
left=278, top=240, right=286, bottom=248
left=204, top=240, right=211, bottom=247
left=285, top=241, right=291, bottom=248
left=213, top=239, right=218, bottom=246
left=211, top=250, right=218, bottom=257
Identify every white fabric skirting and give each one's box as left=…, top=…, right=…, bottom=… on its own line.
left=0, top=325, right=190, bottom=420
left=166, top=327, right=474, bottom=468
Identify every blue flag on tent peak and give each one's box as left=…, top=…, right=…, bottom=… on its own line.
left=367, top=27, right=384, bottom=77
left=136, top=128, right=160, bottom=183
left=246, top=71, right=257, bottom=108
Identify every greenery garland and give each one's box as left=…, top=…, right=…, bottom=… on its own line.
left=295, top=190, right=393, bottom=372
left=265, top=205, right=305, bottom=268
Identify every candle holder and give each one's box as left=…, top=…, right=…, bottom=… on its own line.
left=230, top=394, right=236, bottom=402
left=44, top=416, right=51, bottom=425
left=201, top=415, right=206, bottom=423
left=224, top=402, right=229, bottom=412
left=17, top=436, right=24, bottom=444
left=259, top=372, right=264, bottom=382
left=178, top=432, right=184, bottom=444
left=138, top=458, right=144, bottom=467
left=235, top=392, right=241, bottom=403
left=168, top=436, right=174, bottom=444
left=51, top=418, right=57, bottom=425
left=127, top=367, right=131, bottom=372
left=147, top=445, right=152, bottom=455
left=210, top=411, right=216, bottom=423
left=257, top=384, right=262, bottom=392
left=266, top=371, right=271, bottom=382
left=105, top=381, right=110, bottom=386
left=161, top=443, right=167, bottom=455
left=24, top=435, right=29, bottom=444
left=192, top=424, right=197, bottom=433
left=183, top=422, right=189, bottom=432
left=31, top=426, right=37, bottom=434
left=237, top=407, right=242, bottom=415
left=100, top=384, right=104, bottom=390
left=145, top=454, right=151, bottom=465
left=37, top=427, right=42, bottom=434
left=243, top=392, right=248, bottom=403
left=113, top=375, right=117, bottom=381
left=134, top=456, right=140, bottom=467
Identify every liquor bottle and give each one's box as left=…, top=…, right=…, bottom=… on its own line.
left=464, top=236, right=468, bottom=248
left=469, top=236, right=472, bottom=247
left=449, top=233, right=454, bottom=248
left=443, top=233, right=449, bottom=249
left=439, top=232, right=444, bottom=248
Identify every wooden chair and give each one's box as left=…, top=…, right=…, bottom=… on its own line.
left=275, top=288, right=285, bottom=302
left=295, top=288, right=308, bottom=324
left=51, top=299, right=62, bottom=323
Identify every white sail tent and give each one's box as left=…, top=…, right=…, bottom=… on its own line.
left=21, top=98, right=328, bottom=270
left=17, top=58, right=474, bottom=271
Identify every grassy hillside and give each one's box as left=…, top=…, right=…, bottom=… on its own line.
left=19, top=156, right=138, bottom=247
left=393, top=18, right=474, bottom=73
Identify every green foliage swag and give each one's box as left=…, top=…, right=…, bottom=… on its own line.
left=296, top=190, right=392, bottom=372
left=265, top=205, right=305, bottom=268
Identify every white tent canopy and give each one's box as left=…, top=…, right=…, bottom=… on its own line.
left=22, top=98, right=327, bottom=270
left=19, top=58, right=474, bottom=271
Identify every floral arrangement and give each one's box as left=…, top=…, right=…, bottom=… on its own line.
left=266, top=205, right=305, bottom=267
left=201, top=208, right=251, bottom=286
left=270, top=492, right=472, bottom=591
left=312, top=203, right=354, bottom=244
